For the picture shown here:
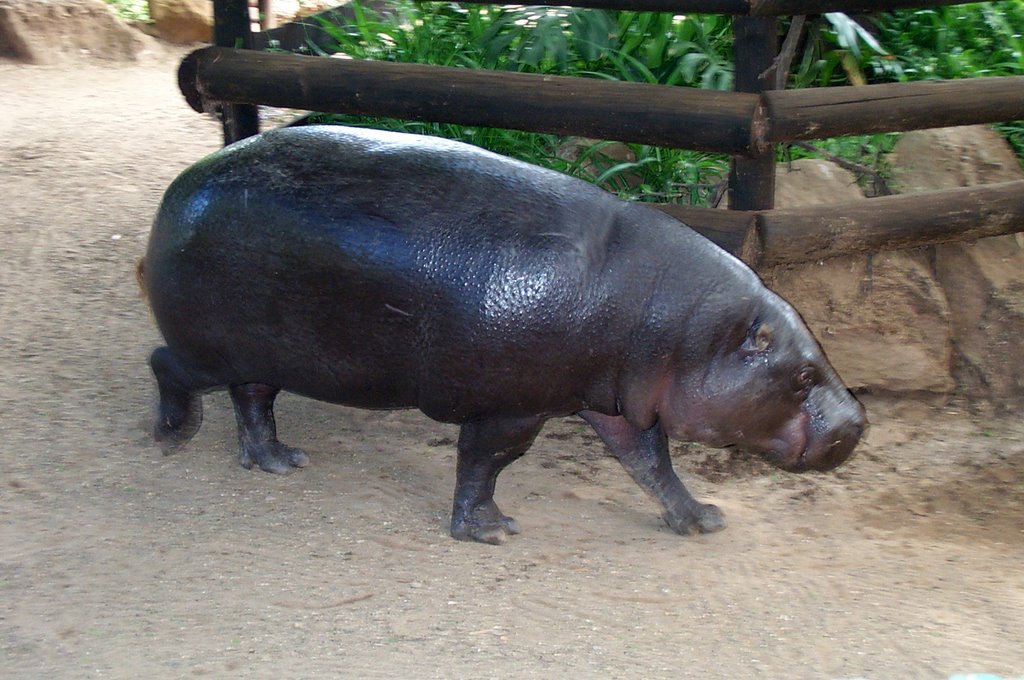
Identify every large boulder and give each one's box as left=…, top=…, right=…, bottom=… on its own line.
left=0, top=0, right=152, bottom=64
left=147, top=0, right=212, bottom=44
left=774, top=158, right=864, bottom=206
left=768, top=251, right=954, bottom=394
left=764, top=160, right=955, bottom=394
left=143, top=0, right=335, bottom=41
left=891, top=126, right=1024, bottom=403
left=889, top=124, right=1024, bottom=191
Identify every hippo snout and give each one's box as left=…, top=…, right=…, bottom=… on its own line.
left=790, top=385, right=867, bottom=472
left=796, top=417, right=865, bottom=472
left=760, top=386, right=866, bottom=473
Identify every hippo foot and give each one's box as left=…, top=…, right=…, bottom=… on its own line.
left=451, top=501, right=520, bottom=545
left=239, top=441, right=310, bottom=474
left=663, top=503, right=725, bottom=536
left=154, top=394, right=203, bottom=452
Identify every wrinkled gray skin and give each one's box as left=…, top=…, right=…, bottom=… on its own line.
left=141, top=126, right=866, bottom=544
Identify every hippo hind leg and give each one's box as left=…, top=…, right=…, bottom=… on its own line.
left=451, top=416, right=543, bottom=545
left=229, top=383, right=309, bottom=474
left=150, top=346, right=208, bottom=450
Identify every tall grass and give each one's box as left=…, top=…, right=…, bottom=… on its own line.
left=312, top=2, right=733, bottom=205
left=100, top=0, right=1022, bottom=198
left=314, top=1, right=1024, bottom=201
left=875, top=2, right=1024, bottom=81
left=791, top=3, right=1024, bottom=165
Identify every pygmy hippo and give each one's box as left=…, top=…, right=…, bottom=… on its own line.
left=139, top=125, right=866, bottom=544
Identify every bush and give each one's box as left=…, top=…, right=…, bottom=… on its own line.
left=308, top=1, right=1024, bottom=202
left=312, top=2, right=733, bottom=205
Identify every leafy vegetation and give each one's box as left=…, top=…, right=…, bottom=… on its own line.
left=311, top=3, right=735, bottom=204
left=310, top=0, right=1023, bottom=204
left=317, top=4, right=735, bottom=87
left=103, top=0, right=149, bottom=22
left=790, top=3, right=1024, bottom=165
left=101, top=0, right=1022, bottom=203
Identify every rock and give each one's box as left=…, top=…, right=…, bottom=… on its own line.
left=766, top=252, right=954, bottom=393
left=934, top=238, right=1024, bottom=402
left=775, top=158, right=864, bottom=207
left=763, top=159, right=955, bottom=394
left=148, top=0, right=212, bottom=44
left=891, top=126, right=1024, bottom=403
left=889, top=125, right=1024, bottom=191
left=0, top=0, right=153, bottom=64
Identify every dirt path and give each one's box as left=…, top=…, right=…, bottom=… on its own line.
left=1, top=52, right=1023, bottom=679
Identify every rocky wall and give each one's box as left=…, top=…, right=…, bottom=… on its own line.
left=767, top=126, right=1024, bottom=405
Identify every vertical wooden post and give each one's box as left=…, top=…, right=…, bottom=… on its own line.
left=213, top=0, right=260, bottom=145
left=729, top=17, right=778, bottom=211
left=258, top=0, right=276, bottom=30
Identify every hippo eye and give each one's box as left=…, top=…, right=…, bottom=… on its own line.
left=754, top=323, right=773, bottom=351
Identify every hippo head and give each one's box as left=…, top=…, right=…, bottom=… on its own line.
left=658, top=288, right=866, bottom=473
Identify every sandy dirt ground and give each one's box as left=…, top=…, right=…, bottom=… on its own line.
left=1, top=49, right=1023, bottom=679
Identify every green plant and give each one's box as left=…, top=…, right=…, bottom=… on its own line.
left=309, top=0, right=1023, bottom=201
left=790, top=2, right=1024, bottom=87
left=317, top=2, right=734, bottom=88
left=787, top=3, right=1024, bottom=174
left=781, top=133, right=901, bottom=196
left=312, top=2, right=732, bottom=205
left=874, top=1, right=1024, bottom=80
left=790, top=13, right=894, bottom=88
left=103, top=0, right=149, bottom=22
left=995, top=122, right=1024, bottom=168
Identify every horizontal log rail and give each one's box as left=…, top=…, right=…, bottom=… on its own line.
left=764, top=77, right=1024, bottom=143
left=178, top=47, right=759, bottom=155
left=181, top=47, right=1024, bottom=157
left=657, top=181, right=1024, bottom=267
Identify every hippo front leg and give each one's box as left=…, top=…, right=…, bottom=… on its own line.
left=580, top=411, right=725, bottom=535
left=451, top=416, right=543, bottom=545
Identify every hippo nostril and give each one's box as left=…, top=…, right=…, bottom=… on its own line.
left=845, top=419, right=867, bottom=447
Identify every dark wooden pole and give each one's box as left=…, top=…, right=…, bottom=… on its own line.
left=258, top=0, right=275, bottom=30
left=658, top=181, right=1024, bottom=268
left=654, top=204, right=762, bottom=263
left=755, top=181, right=1024, bottom=267
left=178, top=47, right=760, bottom=154
left=178, top=46, right=1024, bottom=153
left=212, top=0, right=259, bottom=145
left=748, top=0, right=969, bottom=15
left=763, top=76, right=1024, bottom=143
left=728, top=17, right=778, bottom=211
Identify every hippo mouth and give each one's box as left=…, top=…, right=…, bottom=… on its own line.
left=758, top=408, right=811, bottom=470
left=756, top=400, right=863, bottom=473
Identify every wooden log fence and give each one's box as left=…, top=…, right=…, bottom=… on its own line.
left=195, top=0, right=1024, bottom=268
left=763, top=77, right=1024, bottom=143
left=178, top=48, right=760, bottom=154
left=657, top=181, right=1024, bottom=267
left=179, top=47, right=1024, bottom=158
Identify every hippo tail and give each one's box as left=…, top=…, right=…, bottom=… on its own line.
left=135, top=257, right=150, bottom=306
